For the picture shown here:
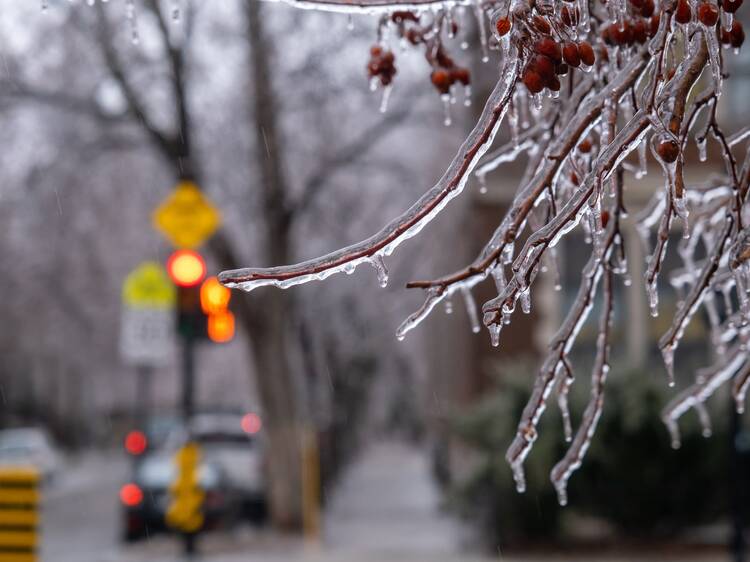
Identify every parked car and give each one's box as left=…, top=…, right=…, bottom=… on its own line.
left=189, top=413, right=268, bottom=523
left=119, top=450, right=239, bottom=542
left=0, top=427, right=61, bottom=482
left=123, top=415, right=181, bottom=458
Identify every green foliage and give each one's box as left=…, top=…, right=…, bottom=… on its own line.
left=569, top=367, right=730, bottom=535
left=448, top=362, right=735, bottom=546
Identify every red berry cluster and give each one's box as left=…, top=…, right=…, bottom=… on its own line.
left=429, top=46, right=471, bottom=95
left=367, top=46, right=396, bottom=86
left=522, top=38, right=595, bottom=94
left=722, top=20, right=746, bottom=48
left=494, top=3, right=597, bottom=96
left=600, top=2, right=660, bottom=49
left=673, top=0, right=745, bottom=40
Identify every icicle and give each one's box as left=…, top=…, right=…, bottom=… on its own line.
left=492, top=266, right=506, bottom=293
left=463, top=85, right=472, bottom=107
left=520, top=288, right=532, bottom=314
left=511, top=461, right=526, bottom=493
left=636, top=140, right=648, bottom=179
left=126, top=0, right=140, bottom=45
left=478, top=173, right=488, bottom=194
left=577, top=0, right=590, bottom=32
left=369, top=254, right=388, bottom=287
left=646, top=275, right=659, bottom=318
left=489, top=323, right=501, bottom=347
left=661, top=344, right=676, bottom=387
left=172, top=0, right=180, bottom=21
left=666, top=417, right=681, bottom=449
left=379, top=84, right=392, bottom=113
left=462, top=287, right=481, bottom=333
left=41, top=0, right=48, bottom=12
left=444, top=298, right=453, bottom=314
left=556, top=364, right=574, bottom=443
left=696, top=136, right=708, bottom=162
left=508, top=99, right=520, bottom=148
left=347, top=14, right=354, bottom=30
left=502, top=242, right=514, bottom=264
left=474, top=4, right=489, bottom=63
left=694, top=402, right=712, bottom=438
left=723, top=11, right=733, bottom=33
left=705, top=27, right=723, bottom=96
left=441, top=93, right=452, bottom=126
left=369, top=77, right=378, bottom=92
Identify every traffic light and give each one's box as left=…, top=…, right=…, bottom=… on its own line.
left=166, top=253, right=233, bottom=342
left=200, top=277, right=234, bottom=343
left=167, top=250, right=206, bottom=287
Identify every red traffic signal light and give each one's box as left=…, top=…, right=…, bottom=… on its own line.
left=167, top=250, right=206, bottom=287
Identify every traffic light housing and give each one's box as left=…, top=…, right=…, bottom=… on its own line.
left=167, top=249, right=234, bottom=342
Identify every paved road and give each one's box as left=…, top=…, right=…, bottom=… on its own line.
left=41, top=451, right=127, bottom=562
left=33, top=445, right=734, bottom=562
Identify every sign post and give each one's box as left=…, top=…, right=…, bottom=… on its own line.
left=119, top=262, right=176, bottom=429
left=153, top=180, right=221, bottom=558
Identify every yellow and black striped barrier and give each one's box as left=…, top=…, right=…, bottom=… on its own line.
left=0, top=467, right=39, bottom=562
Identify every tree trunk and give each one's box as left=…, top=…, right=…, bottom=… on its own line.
left=242, top=0, right=305, bottom=530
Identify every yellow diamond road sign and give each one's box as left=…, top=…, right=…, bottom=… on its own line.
left=153, top=181, right=221, bottom=249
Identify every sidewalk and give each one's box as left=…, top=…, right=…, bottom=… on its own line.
left=323, top=440, right=466, bottom=556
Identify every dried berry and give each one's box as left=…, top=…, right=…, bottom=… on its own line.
left=641, top=0, right=655, bottom=16
left=697, top=2, right=719, bottom=26
left=629, top=0, right=644, bottom=7
left=547, top=75, right=561, bottom=92
left=731, top=20, right=746, bottom=48
left=370, top=45, right=383, bottom=57
left=556, top=62, right=570, bottom=75
left=616, top=22, right=636, bottom=45
left=723, top=0, right=743, bottom=12
left=561, top=5, right=578, bottom=26
left=563, top=42, right=581, bottom=66
left=391, top=11, right=419, bottom=23
left=451, top=67, right=471, bottom=86
left=656, top=138, right=680, bottom=163
left=676, top=0, right=692, bottom=24
left=522, top=69, right=545, bottom=94
left=535, top=38, right=562, bottom=63
left=649, top=14, right=661, bottom=37
left=532, top=15, right=552, bottom=34
left=533, top=54, right=556, bottom=80
left=601, top=210, right=610, bottom=228
left=633, top=20, right=648, bottom=43
left=431, top=69, right=452, bottom=94
left=578, top=41, right=596, bottom=66
left=578, top=138, right=593, bottom=153
left=496, top=17, right=512, bottom=36
left=570, top=171, right=580, bottom=185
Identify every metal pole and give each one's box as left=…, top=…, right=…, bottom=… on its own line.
left=180, top=331, right=197, bottom=557
left=181, top=332, right=195, bottom=421
left=135, top=365, right=152, bottom=430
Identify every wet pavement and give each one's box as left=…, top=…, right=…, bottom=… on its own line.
left=37, top=444, right=733, bottom=562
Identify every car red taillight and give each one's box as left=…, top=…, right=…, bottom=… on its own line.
left=120, top=483, right=143, bottom=507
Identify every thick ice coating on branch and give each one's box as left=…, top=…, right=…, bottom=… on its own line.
left=219, top=59, right=518, bottom=292
left=219, top=0, right=750, bottom=504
